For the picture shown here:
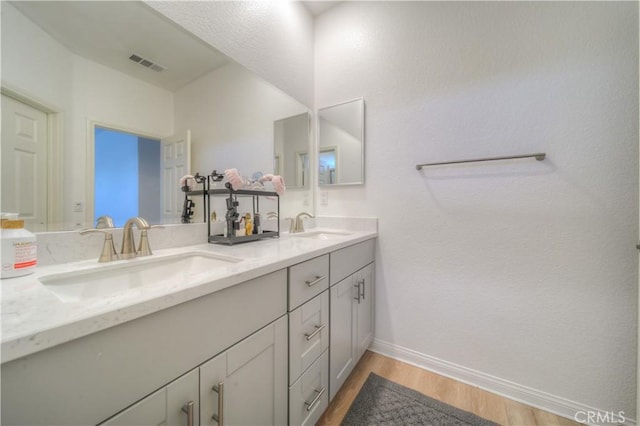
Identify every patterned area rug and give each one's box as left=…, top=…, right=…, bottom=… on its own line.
left=342, top=373, right=500, bottom=426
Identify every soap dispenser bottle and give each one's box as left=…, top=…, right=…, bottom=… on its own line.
left=1, top=213, right=37, bottom=279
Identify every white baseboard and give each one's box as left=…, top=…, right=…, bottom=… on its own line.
left=369, top=339, right=636, bottom=426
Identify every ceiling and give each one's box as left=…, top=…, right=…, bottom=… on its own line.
left=10, top=1, right=229, bottom=92
left=302, top=1, right=342, bottom=17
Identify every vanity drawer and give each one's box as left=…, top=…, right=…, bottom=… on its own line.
left=289, top=290, right=329, bottom=385
left=289, top=349, right=329, bottom=426
left=289, top=254, right=329, bottom=310
left=330, top=239, right=375, bottom=286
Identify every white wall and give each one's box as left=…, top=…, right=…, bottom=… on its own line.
left=173, top=62, right=310, bottom=217
left=146, top=0, right=315, bottom=108
left=2, top=3, right=174, bottom=229
left=315, top=1, right=638, bottom=419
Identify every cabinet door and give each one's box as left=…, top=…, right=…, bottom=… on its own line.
left=167, top=369, right=199, bottom=426
left=329, top=275, right=358, bottom=401
left=101, top=369, right=198, bottom=426
left=356, top=263, right=375, bottom=359
left=101, top=389, right=166, bottom=426
left=200, top=317, right=287, bottom=426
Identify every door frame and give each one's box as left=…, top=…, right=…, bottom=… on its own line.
left=86, top=120, right=164, bottom=227
left=1, top=85, right=64, bottom=231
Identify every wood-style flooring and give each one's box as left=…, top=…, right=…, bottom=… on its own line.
left=317, top=351, right=580, bottom=426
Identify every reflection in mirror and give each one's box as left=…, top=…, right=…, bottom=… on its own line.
left=274, top=113, right=311, bottom=190
left=318, top=98, right=365, bottom=185
left=1, top=1, right=311, bottom=232
left=93, top=126, right=162, bottom=227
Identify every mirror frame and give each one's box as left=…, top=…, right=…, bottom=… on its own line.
left=317, top=97, right=365, bottom=186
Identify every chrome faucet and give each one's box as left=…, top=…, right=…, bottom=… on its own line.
left=79, top=229, right=119, bottom=263
left=95, top=215, right=115, bottom=229
left=290, top=212, right=314, bottom=234
left=121, top=217, right=151, bottom=259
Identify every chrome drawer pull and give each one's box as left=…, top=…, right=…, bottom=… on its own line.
left=358, top=279, right=365, bottom=300
left=304, top=324, right=326, bottom=341
left=305, top=275, right=326, bottom=287
left=304, top=386, right=326, bottom=412
left=212, top=381, right=224, bottom=425
left=181, top=401, right=194, bottom=426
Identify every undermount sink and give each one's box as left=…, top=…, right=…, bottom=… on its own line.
left=292, top=230, right=353, bottom=240
left=39, top=252, right=242, bottom=303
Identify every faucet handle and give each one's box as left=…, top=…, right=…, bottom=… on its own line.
left=79, top=229, right=119, bottom=262
left=137, top=225, right=164, bottom=257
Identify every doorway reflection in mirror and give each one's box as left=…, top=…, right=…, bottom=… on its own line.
left=318, top=98, right=364, bottom=186
left=274, top=112, right=311, bottom=190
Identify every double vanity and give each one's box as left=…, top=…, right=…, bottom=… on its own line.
left=1, top=220, right=377, bottom=426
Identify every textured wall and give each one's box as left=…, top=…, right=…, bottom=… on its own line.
left=315, top=1, right=638, bottom=418
left=146, top=1, right=315, bottom=108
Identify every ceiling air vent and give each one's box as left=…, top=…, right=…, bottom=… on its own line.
left=128, top=53, right=166, bottom=72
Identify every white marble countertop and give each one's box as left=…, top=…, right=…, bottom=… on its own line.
left=1, top=222, right=377, bottom=363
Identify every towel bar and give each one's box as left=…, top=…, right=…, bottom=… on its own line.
left=415, top=153, right=546, bottom=170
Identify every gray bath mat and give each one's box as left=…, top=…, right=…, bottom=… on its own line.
left=342, top=373, right=500, bottom=426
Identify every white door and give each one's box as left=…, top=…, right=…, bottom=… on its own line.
left=161, top=130, right=190, bottom=224
left=1, top=94, right=48, bottom=231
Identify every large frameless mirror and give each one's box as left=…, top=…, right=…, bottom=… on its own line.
left=1, top=0, right=311, bottom=230
left=317, top=98, right=364, bottom=186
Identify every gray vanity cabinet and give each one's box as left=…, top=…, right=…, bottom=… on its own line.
left=199, top=316, right=288, bottom=426
left=101, top=368, right=199, bottom=426
left=1, top=237, right=376, bottom=426
left=329, top=240, right=375, bottom=401
left=1, top=270, right=286, bottom=426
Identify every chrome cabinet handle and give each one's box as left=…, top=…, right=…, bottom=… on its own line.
left=353, top=283, right=360, bottom=303
left=305, top=275, right=326, bottom=287
left=358, top=279, right=365, bottom=300
left=304, top=324, right=326, bottom=341
left=304, top=386, right=326, bottom=412
left=212, top=381, right=224, bottom=425
left=181, top=401, right=194, bottom=426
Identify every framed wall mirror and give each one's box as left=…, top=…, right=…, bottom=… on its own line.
left=317, top=98, right=365, bottom=186
left=1, top=1, right=311, bottom=231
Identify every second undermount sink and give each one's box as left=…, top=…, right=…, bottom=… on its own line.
left=293, top=230, right=353, bottom=240
left=39, top=252, right=242, bottom=303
